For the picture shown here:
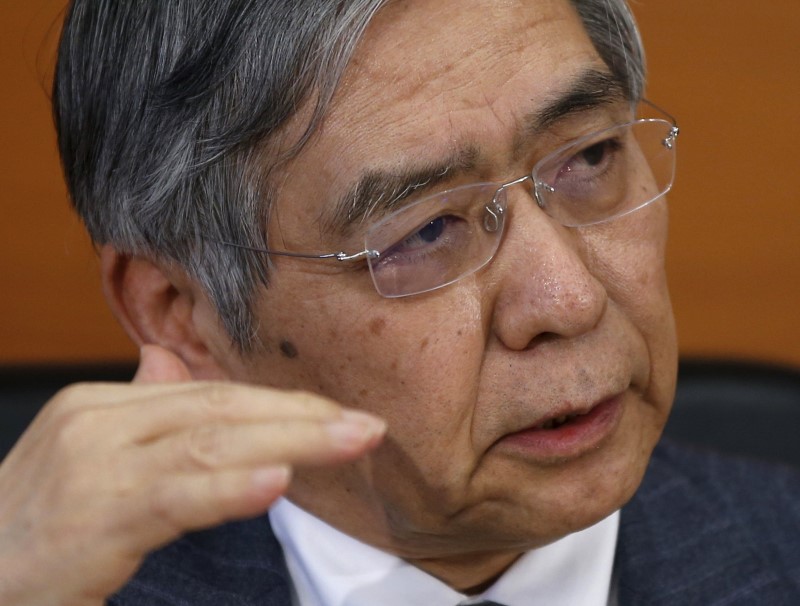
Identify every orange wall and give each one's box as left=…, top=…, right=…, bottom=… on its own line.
left=637, top=1, right=800, bottom=365
left=1, top=1, right=799, bottom=365
left=1, top=1, right=136, bottom=363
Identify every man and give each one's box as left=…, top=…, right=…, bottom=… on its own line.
left=1, top=0, right=798, bottom=604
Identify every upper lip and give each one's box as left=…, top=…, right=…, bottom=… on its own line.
left=508, top=391, right=623, bottom=435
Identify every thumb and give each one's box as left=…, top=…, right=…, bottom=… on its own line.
left=133, top=344, right=193, bottom=384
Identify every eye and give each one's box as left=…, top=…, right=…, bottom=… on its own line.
left=578, top=141, right=609, bottom=166
left=390, top=215, right=453, bottom=254
left=534, top=131, right=634, bottom=225
left=363, top=181, right=507, bottom=297
left=539, top=135, right=625, bottom=207
left=560, top=137, right=621, bottom=178
left=410, top=217, right=445, bottom=245
left=369, top=212, right=476, bottom=275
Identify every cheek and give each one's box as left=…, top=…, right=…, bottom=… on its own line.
left=266, top=288, right=492, bottom=512
left=584, top=200, right=678, bottom=392
left=252, top=285, right=487, bottom=435
left=342, top=297, right=486, bottom=437
left=586, top=205, right=672, bottom=328
left=585, top=206, right=677, bottom=404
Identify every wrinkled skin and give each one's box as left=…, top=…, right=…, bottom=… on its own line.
left=0, top=0, right=677, bottom=602
left=220, top=0, right=678, bottom=588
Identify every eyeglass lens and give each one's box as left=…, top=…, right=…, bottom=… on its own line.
left=534, top=119, right=676, bottom=227
left=367, top=183, right=508, bottom=297
left=365, top=119, right=676, bottom=298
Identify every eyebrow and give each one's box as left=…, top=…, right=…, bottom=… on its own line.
left=322, top=68, right=627, bottom=237
left=322, top=147, right=480, bottom=236
left=522, top=69, right=627, bottom=140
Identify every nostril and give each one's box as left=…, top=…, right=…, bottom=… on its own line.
left=527, top=331, right=560, bottom=349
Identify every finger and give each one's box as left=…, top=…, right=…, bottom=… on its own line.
left=126, top=466, right=292, bottom=552
left=137, top=410, right=387, bottom=474
left=133, top=344, right=193, bottom=384
left=42, top=382, right=353, bottom=445
left=124, top=383, right=351, bottom=443
left=24, top=382, right=220, bottom=449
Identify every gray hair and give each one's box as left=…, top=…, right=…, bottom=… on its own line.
left=53, top=0, right=645, bottom=351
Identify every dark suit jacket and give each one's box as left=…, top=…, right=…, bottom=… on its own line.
left=109, top=440, right=800, bottom=605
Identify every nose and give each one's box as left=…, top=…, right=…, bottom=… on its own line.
left=490, top=189, right=608, bottom=351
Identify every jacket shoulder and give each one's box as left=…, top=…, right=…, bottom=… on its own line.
left=108, top=513, right=291, bottom=606
left=616, top=440, right=800, bottom=605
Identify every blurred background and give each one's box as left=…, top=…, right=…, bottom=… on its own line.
left=1, top=1, right=799, bottom=367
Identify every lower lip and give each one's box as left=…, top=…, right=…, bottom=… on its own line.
left=497, top=396, right=624, bottom=461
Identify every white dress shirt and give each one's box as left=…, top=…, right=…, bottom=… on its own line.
left=270, top=498, right=619, bottom=606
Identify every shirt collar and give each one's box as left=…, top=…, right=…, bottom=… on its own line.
left=270, top=498, right=619, bottom=606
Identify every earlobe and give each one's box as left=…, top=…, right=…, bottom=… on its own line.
left=99, top=245, right=229, bottom=380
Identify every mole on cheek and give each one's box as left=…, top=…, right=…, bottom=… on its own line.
left=280, top=340, right=299, bottom=359
left=369, top=317, right=386, bottom=337
left=369, top=317, right=386, bottom=336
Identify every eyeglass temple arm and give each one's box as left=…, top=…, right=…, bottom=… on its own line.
left=207, top=239, right=379, bottom=262
left=640, top=98, right=680, bottom=128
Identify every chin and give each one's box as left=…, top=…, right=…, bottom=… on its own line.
left=446, top=410, right=662, bottom=550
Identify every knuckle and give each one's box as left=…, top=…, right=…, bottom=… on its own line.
left=184, top=425, right=226, bottom=470
left=198, top=383, right=234, bottom=417
left=49, top=407, right=93, bottom=450
left=46, top=382, right=94, bottom=417
left=42, top=383, right=115, bottom=436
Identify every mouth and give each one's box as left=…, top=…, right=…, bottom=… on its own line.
left=536, top=412, right=585, bottom=430
left=496, top=394, right=624, bottom=462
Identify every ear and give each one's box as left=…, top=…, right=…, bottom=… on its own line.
left=100, top=245, right=230, bottom=380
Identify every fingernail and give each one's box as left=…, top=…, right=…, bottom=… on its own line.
left=340, top=409, right=386, bottom=429
left=327, top=414, right=387, bottom=448
left=341, top=410, right=388, bottom=445
left=251, top=465, right=291, bottom=489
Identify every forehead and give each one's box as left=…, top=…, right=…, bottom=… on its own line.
left=274, top=0, right=604, bottom=240
left=337, top=0, right=593, bottom=129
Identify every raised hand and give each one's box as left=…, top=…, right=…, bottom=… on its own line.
left=0, top=345, right=385, bottom=606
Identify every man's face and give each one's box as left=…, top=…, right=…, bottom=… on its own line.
left=225, top=0, right=676, bottom=565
